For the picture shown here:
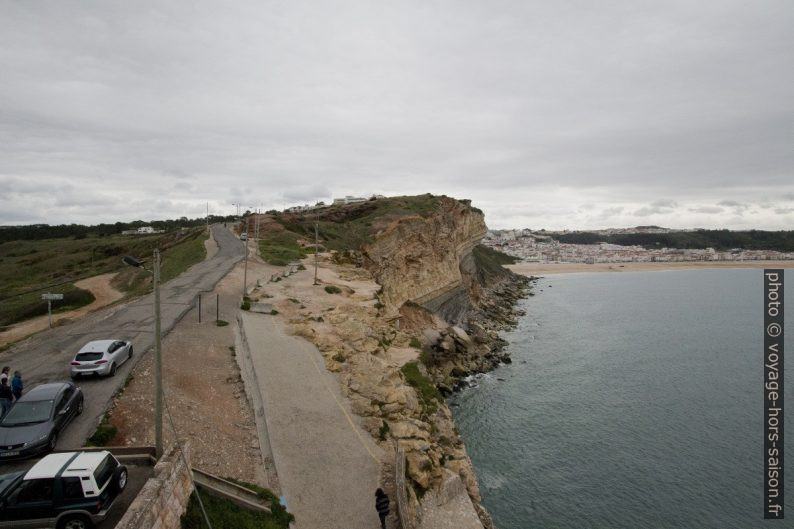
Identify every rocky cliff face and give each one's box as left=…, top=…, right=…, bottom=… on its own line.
left=362, top=197, right=530, bottom=383
left=361, top=197, right=487, bottom=323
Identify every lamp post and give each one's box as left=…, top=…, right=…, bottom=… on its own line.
left=122, top=251, right=163, bottom=458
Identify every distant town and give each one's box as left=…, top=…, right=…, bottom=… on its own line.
left=484, top=228, right=794, bottom=263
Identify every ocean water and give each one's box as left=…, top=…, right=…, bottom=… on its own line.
left=450, top=269, right=792, bottom=529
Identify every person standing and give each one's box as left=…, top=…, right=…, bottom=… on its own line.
left=375, top=488, right=390, bottom=529
left=0, top=366, right=9, bottom=385
left=11, top=371, right=23, bottom=401
left=0, top=378, right=12, bottom=419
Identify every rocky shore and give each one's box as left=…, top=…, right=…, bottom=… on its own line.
left=254, top=195, right=534, bottom=528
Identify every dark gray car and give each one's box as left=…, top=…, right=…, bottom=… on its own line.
left=0, top=383, right=83, bottom=460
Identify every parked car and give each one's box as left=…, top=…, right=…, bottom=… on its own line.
left=0, top=382, right=83, bottom=460
left=240, top=232, right=248, bottom=241
left=0, top=450, right=127, bottom=529
left=70, top=340, right=133, bottom=379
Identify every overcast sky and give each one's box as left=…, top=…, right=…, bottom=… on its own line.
left=1, top=1, right=792, bottom=230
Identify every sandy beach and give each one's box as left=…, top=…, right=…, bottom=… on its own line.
left=507, top=260, right=793, bottom=276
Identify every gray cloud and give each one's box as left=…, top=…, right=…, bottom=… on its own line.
left=1, top=1, right=792, bottom=229
left=689, top=206, right=724, bottom=214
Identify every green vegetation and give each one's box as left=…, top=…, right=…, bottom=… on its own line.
left=409, top=337, right=422, bottom=349
left=0, top=215, right=235, bottom=244
left=324, top=285, right=341, bottom=294
left=216, top=320, right=229, bottom=327
left=400, top=361, right=442, bottom=416
left=0, top=227, right=209, bottom=328
left=181, top=478, right=294, bottom=529
left=112, top=228, right=208, bottom=296
left=471, top=244, right=513, bottom=281
left=240, top=300, right=251, bottom=311
left=551, top=229, right=794, bottom=252
left=85, top=419, right=117, bottom=447
left=271, top=194, right=446, bottom=252
left=258, top=230, right=308, bottom=266
left=332, top=352, right=346, bottom=363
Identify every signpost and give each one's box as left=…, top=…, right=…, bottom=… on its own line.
left=41, top=293, right=64, bottom=328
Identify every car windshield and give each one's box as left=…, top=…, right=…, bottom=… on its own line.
left=0, top=400, right=54, bottom=425
left=76, top=352, right=104, bottom=361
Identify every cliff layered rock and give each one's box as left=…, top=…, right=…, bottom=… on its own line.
left=361, top=197, right=487, bottom=324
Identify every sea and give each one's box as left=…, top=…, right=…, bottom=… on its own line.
left=450, top=268, right=792, bottom=529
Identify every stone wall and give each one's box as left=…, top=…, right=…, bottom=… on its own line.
left=114, top=443, right=193, bottom=529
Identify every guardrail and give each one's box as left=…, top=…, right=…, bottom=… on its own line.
left=192, top=467, right=272, bottom=514
left=396, top=447, right=412, bottom=529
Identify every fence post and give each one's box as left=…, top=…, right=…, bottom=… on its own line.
left=216, top=294, right=219, bottom=322
left=198, top=294, right=202, bottom=323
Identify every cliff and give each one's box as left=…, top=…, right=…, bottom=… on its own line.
left=264, top=195, right=530, bottom=529
left=361, top=197, right=488, bottom=324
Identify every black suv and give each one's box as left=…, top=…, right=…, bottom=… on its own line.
left=0, top=450, right=127, bottom=529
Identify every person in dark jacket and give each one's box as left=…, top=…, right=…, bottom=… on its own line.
left=0, top=378, right=12, bottom=419
left=11, top=371, right=23, bottom=401
left=375, top=488, right=390, bottom=529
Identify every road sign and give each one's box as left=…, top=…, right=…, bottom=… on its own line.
left=41, top=293, right=64, bottom=301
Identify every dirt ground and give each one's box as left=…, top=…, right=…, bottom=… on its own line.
left=107, top=240, right=276, bottom=489
left=0, top=272, right=124, bottom=347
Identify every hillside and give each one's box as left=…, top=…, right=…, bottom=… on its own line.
left=552, top=229, right=794, bottom=251
left=0, top=228, right=207, bottom=329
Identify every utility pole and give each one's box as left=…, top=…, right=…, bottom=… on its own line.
left=314, top=211, right=319, bottom=285
left=206, top=202, right=209, bottom=233
left=120, top=252, right=163, bottom=459
left=153, top=249, right=163, bottom=458
left=242, top=239, right=248, bottom=300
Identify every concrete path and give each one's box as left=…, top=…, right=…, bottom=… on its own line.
left=239, top=311, right=383, bottom=529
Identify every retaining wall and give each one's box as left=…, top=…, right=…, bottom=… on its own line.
left=114, top=443, right=193, bottom=529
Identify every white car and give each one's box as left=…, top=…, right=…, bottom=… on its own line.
left=240, top=232, right=248, bottom=241
left=0, top=450, right=128, bottom=529
left=70, top=340, right=133, bottom=378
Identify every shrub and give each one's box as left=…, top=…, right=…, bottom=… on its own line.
left=409, top=337, right=422, bottom=349
left=332, top=353, right=346, bottom=363
left=400, top=361, right=441, bottom=416
left=216, top=320, right=229, bottom=326
left=85, top=420, right=117, bottom=447
left=324, top=285, right=341, bottom=294
left=241, top=300, right=251, bottom=311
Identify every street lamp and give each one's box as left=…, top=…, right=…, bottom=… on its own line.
left=122, top=251, right=163, bottom=458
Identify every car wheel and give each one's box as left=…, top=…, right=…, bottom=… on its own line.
left=113, top=465, right=129, bottom=492
left=109, top=362, right=117, bottom=376
left=58, top=514, right=93, bottom=529
left=77, top=398, right=84, bottom=415
left=128, top=344, right=134, bottom=358
left=48, top=432, right=58, bottom=452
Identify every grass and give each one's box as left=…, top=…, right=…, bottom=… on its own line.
left=400, top=361, right=442, bottom=416
left=0, top=228, right=209, bottom=328
left=216, top=320, right=229, bottom=327
left=409, top=337, right=422, bottom=349
left=85, top=419, right=118, bottom=447
left=181, top=489, right=293, bottom=529
left=112, top=228, right=208, bottom=296
left=324, top=285, right=341, bottom=294
left=272, top=194, right=450, bottom=252
left=258, top=230, right=308, bottom=266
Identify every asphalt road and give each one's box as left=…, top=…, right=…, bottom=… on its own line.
left=0, top=224, right=244, bottom=451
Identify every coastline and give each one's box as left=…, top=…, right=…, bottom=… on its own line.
left=507, top=259, right=793, bottom=276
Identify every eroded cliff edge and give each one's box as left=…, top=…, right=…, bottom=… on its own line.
left=261, top=195, right=530, bottom=528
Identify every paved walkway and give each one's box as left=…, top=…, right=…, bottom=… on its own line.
left=239, top=311, right=384, bottom=529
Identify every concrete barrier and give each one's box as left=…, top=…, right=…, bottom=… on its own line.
left=113, top=443, right=194, bottom=529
